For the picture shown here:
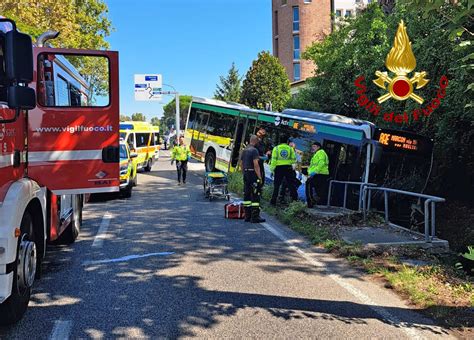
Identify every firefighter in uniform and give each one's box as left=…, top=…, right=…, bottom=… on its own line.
left=240, top=135, right=265, bottom=223
left=255, top=127, right=272, bottom=182
left=171, top=136, right=191, bottom=185
left=269, top=138, right=298, bottom=205
left=306, top=142, right=330, bottom=208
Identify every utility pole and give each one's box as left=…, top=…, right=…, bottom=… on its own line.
left=175, top=92, right=180, bottom=138
left=161, top=84, right=180, bottom=138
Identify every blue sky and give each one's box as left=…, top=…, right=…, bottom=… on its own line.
left=106, top=0, right=272, bottom=121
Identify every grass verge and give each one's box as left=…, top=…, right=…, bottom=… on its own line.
left=228, top=172, right=474, bottom=332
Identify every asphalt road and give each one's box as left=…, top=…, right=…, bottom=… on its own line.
left=0, top=151, right=456, bottom=339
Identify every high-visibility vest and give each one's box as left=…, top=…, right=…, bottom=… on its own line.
left=308, top=149, right=329, bottom=175
left=171, top=144, right=191, bottom=161
left=270, top=144, right=296, bottom=171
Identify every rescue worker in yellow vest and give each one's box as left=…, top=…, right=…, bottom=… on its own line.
left=306, top=142, right=330, bottom=208
left=269, top=138, right=298, bottom=205
left=171, top=136, right=191, bottom=185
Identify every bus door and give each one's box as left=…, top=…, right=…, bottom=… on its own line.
left=229, top=112, right=258, bottom=169
left=190, top=111, right=209, bottom=159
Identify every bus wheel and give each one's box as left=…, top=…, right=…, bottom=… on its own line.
left=144, top=159, right=152, bottom=172
left=0, top=212, right=36, bottom=325
left=205, top=151, right=216, bottom=172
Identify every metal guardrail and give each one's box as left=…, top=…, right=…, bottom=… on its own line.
left=362, top=186, right=445, bottom=243
left=327, top=180, right=377, bottom=211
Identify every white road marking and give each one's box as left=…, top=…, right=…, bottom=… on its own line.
left=50, top=320, right=72, bottom=340
left=260, top=222, right=426, bottom=339
left=82, top=252, right=175, bottom=266
left=92, top=213, right=113, bottom=248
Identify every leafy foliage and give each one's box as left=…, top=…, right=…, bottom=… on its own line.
left=131, top=113, right=146, bottom=122
left=241, top=51, right=291, bottom=112
left=150, top=117, right=160, bottom=126
left=161, top=95, right=192, bottom=131
left=292, top=3, right=473, bottom=203
left=0, top=0, right=112, bottom=49
left=397, top=0, right=473, bottom=109
left=1, top=0, right=113, bottom=102
left=120, top=114, right=131, bottom=122
left=214, top=62, right=242, bottom=102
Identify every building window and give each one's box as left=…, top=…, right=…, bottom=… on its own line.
left=281, top=0, right=287, bottom=5
left=345, top=10, right=352, bottom=17
left=304, top=0, right=312, bottom=3
left=335, top=9, right=342, bottom=17
left=274, top=10, right=278, bottom=36
left=275, top=38, right=279, bottom=58
left=293, top=6, right=299, bottom=32
left=293, top=34, right=300, bottom=60
left=293, top=63, right=301, bottom=81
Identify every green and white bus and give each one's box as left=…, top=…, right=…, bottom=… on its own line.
left=184, top=97, right=381, bottom=183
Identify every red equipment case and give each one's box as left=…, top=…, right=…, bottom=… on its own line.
left=224, top=202, right=245, bottom=219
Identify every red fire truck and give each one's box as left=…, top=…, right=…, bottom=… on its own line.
left=0, top=18, right=119, bottom=324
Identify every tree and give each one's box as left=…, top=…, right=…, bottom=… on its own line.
left=0, top=0, right=112, bottom=49
left=241, top=51, right=290, bottom=112
left=214, top=62, right=242, bottom=102
left=131, top=113, right=146, bottom=122
left=292, top=3, right=473, bottom=201
left=398, top=0, right=473, bottom=109
left=150, top=117, right=160, bottom=126
left=120, top=114, right=131, bottom=122
left=161, top=95, right=192, bottom=130
left=0, top=0, right=113, bottom=103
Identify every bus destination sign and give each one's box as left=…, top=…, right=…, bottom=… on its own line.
left=292, top=122, right=316, bottom=133
left=374, top=128, right=432, bottom=156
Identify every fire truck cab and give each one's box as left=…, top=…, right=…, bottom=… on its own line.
left=0, top=18, right=119, bottom=324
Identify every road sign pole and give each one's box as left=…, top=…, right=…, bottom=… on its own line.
left=175, top=92, right=180, bottom=138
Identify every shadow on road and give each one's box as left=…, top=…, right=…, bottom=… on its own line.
left=0, top=154, right=462, bottom=337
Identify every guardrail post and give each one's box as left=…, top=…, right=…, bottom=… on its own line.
left=431, top=201, right=436, bottom=241
left=343, top=184, right=348, bottom=209
left=424, top=199, right=431, bottom=243
left=367, top=189, right=372, bottom=212
left=362, top=187, right=368, bottom=221
left=327, top=181, right=333, bottom=207
left=384, top=191, right=389, bottom=223
left=358, top=184, right=364, bottom=211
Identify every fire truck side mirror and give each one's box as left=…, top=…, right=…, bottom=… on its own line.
left=7, top=85, right=36, bottom=110
left=5, top=29, right=33, bottom=83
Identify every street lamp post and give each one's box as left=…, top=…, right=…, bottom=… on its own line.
left=162, top=84, right=180, bottom=138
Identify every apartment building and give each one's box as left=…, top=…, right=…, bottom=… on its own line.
left=272, top=0, right=371, bottom=86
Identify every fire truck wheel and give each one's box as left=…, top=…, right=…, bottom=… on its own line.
left=144, top=159, right=152, bottom=172
left=122, top=182, right=133, bottom=198
left=0, top=211, right=36, bottom=325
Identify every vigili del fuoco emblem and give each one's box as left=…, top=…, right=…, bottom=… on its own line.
left=373, top=20, right=429, bottom=104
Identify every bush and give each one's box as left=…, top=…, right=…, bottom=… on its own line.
left=228, top=172, right=243, bottom=196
